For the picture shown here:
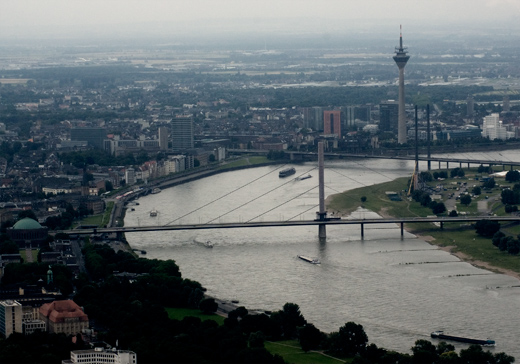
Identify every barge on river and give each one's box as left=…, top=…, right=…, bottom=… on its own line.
left=298, top=255, right=320, bottom=264
left=430, top=331, right=495, bottom=346
left=279, top=167, right=296, bottom=178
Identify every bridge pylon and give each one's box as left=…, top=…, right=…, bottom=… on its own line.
left=316, top=141, right=327, bottom=238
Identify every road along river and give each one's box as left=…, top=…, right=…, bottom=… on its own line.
left=125, top=151, right=520, bottom=357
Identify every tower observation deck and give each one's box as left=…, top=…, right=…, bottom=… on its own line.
left=393, top=26, right=410, bottom=144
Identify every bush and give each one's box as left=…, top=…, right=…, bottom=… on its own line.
left=475, top=220, right=501, bottom=238
left=449, top=210, right=458, bottom=217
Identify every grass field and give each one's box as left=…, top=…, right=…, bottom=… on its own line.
left=164, top=307, right=226, bottom=326
left=265, top=341, right=348, bottom=364
left=20, top=249, right=38, bottom=263
left=218, top=156, right=271, bottom=170
left=327, top=169, right=520, bottom=275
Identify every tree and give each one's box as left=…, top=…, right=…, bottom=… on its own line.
left=329, top=322, right=368, bottom=357
left=505, top=170, right=520, bottom=183
left=472, top=186, right=481, bottom=195
left=298, top=324, right=322, bottom=352
left=420, top=171, right=433, bottom=182
left=277, top=303, right=306, bottom=339
left=501, top=189, right=519, bottom=205
left=199, top=298, right=218, bottom=314
left=475, top=220, right=501, bottom=238
left=18, top=210, right=37, bottom=221
left=431, top=202, right=446, bottom=214
left=492, top=231, right=505, bottom=247
left=361, top=196, right=367, bottom=204
left=450, top=168, right=465, bottom=178
left=483, top=177, right=496, bottom=189
left=460, top=194, right=472, bottom=206
left=449, top=210, right=458, bottom=217
left=105, top=180, right=114, bottom=191
left=411, top=339, right=438, bottom=364
left=0, top=240, right=19, bottom=254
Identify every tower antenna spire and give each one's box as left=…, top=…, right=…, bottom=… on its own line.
left=393, top=25, right=410, bottom=144
left=400, top=24, right=403, bottom=49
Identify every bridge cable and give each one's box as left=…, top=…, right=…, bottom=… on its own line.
left=162, top=164, right=290, bottom=226
left=286, top=203, right=319, bottom=221
left=245, top=185, right=319, bottom=223
left=204, top=169, right=317, bottom=224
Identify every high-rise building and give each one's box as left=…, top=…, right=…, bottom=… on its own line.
left=158, top=126, right=169, bottom=150
left=323, top=110, right=341, bottom=136
left=345, top=106, right=355, bottom=128
left=393, top=26, right=410, bottom=144
left=125, top=168, right=136, bottom=185
left=171, top=116, right=194, bottom=151
left=467, top=95, right=475, bottom=118
left=0, top=300, right=23, bottom=337
left=482, top=113, right=508, bottom=140
left=503, top=96, right=510, bottom=112
left=379, top=101, right=399, bottom=132
left=313, top=107, right=324, bottom=131
left=70, top=127, right=107, bottom=149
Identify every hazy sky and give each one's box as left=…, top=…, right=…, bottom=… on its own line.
left=2, top=0, right=520, bottom=40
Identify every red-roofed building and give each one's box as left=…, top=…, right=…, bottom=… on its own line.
left=39, top=300, right=89, bottom=336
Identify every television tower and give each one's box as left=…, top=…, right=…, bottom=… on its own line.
left=393, top=25, right=410, bottom=144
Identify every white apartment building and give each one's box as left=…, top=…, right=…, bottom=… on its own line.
left=482, top=113, right=508, bottom=140
left=62, top=348, right=137, bottom=364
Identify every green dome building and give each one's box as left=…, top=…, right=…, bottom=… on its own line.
left=7, top=218, right=48, bottom=249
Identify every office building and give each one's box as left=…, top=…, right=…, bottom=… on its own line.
left=125, top=168, right=136, bottom=185
left=482, top=113, right=508, bottom=140
left=345, top=106, right=355, bottom=128
left=466, top=95, right=474, bottom=118
left=70, top=128, right=107, bottom=149
left=323, top=110, right=341, bottom=136
left=380, top=101, right=399, bottom=132
left=0, top=300, right=23, bottom=337
left=503, top=96, right=510, bottom=112
left=158, top=126, right=169, bottom=150
left=171, top=116, right=193, bottom=151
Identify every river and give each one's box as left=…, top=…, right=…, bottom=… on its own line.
left=124, top=150, right=520, bottom=357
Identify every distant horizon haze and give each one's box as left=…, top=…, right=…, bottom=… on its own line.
left=1, top=0, right=520, bottom=43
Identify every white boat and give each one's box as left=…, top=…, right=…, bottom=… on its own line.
left=205, top=240, right=214, bottom=248
left=150, top=209, right=158, bottom=217
left=151, top=187, right=161, bottom=194
left=298, top=255, right=320, bottom=264
left=296, top=174, right=312, bottom=181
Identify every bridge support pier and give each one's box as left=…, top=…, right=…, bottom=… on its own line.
left=400, top=222, right=404, bottom=237
left=440, top=221, right=444, bottom=230
left=361, top=223, right=364, bottom=239
left=319, top=224, right=326, bottom=239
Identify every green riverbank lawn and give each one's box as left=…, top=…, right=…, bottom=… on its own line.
left=327, top=172, right=520, bottom=278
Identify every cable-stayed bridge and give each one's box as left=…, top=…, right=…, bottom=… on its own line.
left=61, top=144, right=520, bottom=239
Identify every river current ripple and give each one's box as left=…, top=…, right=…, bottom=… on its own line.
left=125, top=151, right=520, bottom=357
